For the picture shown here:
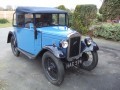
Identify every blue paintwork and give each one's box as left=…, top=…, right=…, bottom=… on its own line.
left=37, top=26, right=75, bottom=38
left=36, top=26, right=75, bottom=55
left=15, top=27, right=36, bottom=54
left=13, top=23, right=99, bottom=59
left=15, top=25, right=75, bottom=55
left=14, top=24, right=99, bottom=57
left=10, top=7, right=99, bottom=58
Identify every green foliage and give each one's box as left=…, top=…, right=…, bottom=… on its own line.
left=57, top=5, right=73, bottom=27
left=0, top=18, right=9, bottom=24
left=72, top=4, right=97, bottom=34
left=99, top=0, right=120, bottom=21
left=93, top=23, right=120, bottom=41
left=57, top=5, right=66, bottom=10
left=72, top=11, right=87, bottom=34
left=57, top=5, right=71, bottom=13
left=97, top=14, right=103, bottom=22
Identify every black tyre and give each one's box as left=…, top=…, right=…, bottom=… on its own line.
left=80, top=51, right=98, bottom=71
left=42, top=51, right=65, bottom=85
left=11, top=36, right=20, bottom=57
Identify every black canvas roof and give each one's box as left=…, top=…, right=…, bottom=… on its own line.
left=16, top=7, right=67, bottom=14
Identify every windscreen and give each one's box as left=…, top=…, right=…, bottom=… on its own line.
left=35, top=13, right=67, bottom=27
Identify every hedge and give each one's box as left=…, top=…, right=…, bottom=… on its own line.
left=0, top=18, right=9, bottom=24
left=72, top=4, right=97, bottom=34
left=93, top=23, right=120, bottom=41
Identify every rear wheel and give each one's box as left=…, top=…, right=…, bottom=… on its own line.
left=11, top=36, right=20, bottom=57
left=80, top=51, right=98, bottom=71
left=42, top=51, right=65, bottom=85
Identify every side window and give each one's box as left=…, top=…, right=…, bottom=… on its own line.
left=17, top=13, right=25, bottom=27
left=25, top=14, right=33, bottom=28
left=36, top=14, right=41, bottom=18
left=35, top=14, right=52, bottom=27
left=35, top=14, right=42, bottom=25
left=59, top=14, right=65, bottom=25
left=52, top=14, right=58, bottom=25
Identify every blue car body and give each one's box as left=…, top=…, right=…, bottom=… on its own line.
left=7, top=6, right=99, bottom=60
left=16, top=26, right=73, bottom=55
left=7, top=7, right=99, bottom=85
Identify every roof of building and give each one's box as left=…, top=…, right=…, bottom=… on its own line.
left=16, top=7, right=67, bottom=14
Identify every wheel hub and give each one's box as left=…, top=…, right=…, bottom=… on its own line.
left=82, top=53, right=89, bottom=61
left=48, top=65, right=55, bottom=71
left=48, top=67, right=51, bottom=71
left=45, top=58, right=58, bottom=80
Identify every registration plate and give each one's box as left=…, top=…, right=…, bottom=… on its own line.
left=66, top=59, right=82, bottom=68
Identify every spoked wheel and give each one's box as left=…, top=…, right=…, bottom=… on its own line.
left=80, top=51, right=98, bottom=71
left=11, top=36, right=20, bottom=56
left=46, top=58, right=58, bottom=80
left=42, top=51, right=64, bottom=86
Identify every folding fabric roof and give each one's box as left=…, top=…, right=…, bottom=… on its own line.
left=16, top=7, right=68, bottom=14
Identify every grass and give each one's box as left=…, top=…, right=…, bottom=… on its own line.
left=0, top=20, right=12, bottom=28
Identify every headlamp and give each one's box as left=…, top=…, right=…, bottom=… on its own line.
left=60, top=40, right=68, bottom=48
left=84, top=37, right=92, bottom=46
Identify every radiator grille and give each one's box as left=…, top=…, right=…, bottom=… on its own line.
left=69, top=37, right=80, bottom=58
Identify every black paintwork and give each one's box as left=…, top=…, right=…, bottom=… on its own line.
left=7, top=31, right=16, bottom=43
left=43, top=46, right=65, bottom=58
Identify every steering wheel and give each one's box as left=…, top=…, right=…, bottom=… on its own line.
left=36, top=22, right=43, bottom=27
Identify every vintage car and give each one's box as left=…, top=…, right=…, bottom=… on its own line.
left=7, top=7, right=99, bottom=85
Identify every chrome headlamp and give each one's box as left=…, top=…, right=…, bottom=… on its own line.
left=84, top=37, right=92, bottom=46
left=60, top=40, right=68, bottom=48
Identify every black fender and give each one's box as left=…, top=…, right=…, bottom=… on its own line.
left=42, top=46, right=65, bottom=59
left=7, top=31, right=16, bottom=43
left=81, top=41, right=99, bottom=52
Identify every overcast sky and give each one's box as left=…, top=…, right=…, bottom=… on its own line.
left=0, top=0, right=103, bottom=9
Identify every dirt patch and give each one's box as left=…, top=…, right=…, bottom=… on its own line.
left=0, top=80, right=8, bottom=90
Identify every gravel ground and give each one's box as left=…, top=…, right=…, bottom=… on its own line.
left=0, top=27, right=120, bottom=90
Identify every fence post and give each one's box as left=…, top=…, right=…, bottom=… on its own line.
left=4, top=11, right=7, bottom=19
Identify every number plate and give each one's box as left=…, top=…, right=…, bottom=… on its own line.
left=66, top=59, right=82, bottom=68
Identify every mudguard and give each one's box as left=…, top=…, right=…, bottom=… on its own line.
left=43, top=46, right=65, bottom=58
left=7, top=31, right=16, bottom=43
left=81, top=41, right=99, bottom=52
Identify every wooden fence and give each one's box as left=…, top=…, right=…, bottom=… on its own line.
left=0, top=11, right=14, bottom=20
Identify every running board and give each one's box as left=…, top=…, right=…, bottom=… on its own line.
left=17, top=48, right=36, bottom=59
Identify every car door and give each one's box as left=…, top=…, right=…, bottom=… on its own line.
left=16, top=13, right=35, bottom=55
left=16, top=27, right=35, bottom=54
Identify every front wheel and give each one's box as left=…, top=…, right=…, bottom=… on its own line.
left=42, top=51, right=65, bottom=86
left=80, top=51, right=98, bottom=71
